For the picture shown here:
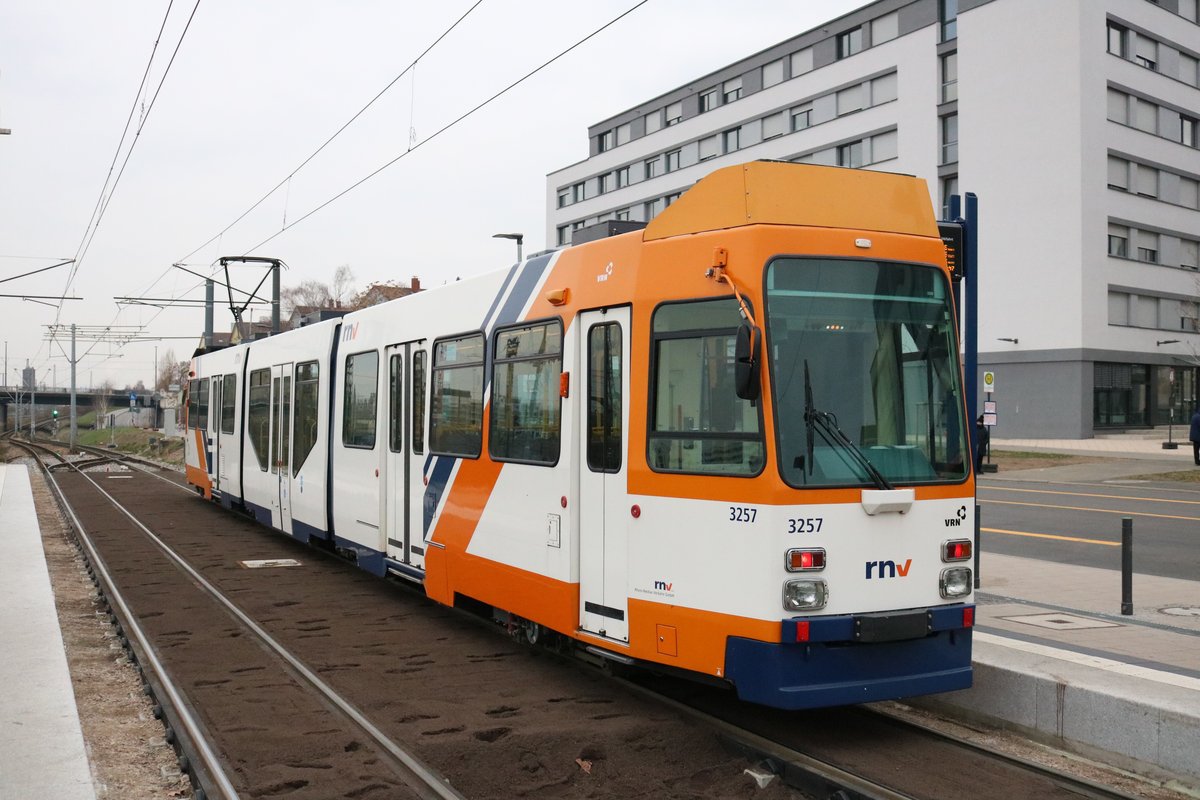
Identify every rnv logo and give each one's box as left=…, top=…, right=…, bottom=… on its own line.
left=865, top=559, right=911, bottom=579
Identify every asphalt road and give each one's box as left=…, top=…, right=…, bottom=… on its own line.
left=977, top=472, right=1200, bottom=581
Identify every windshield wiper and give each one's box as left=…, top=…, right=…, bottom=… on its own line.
left=803, top=359, right=893, bottom=490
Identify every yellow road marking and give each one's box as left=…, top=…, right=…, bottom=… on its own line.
left=979, top=498, right=1200, bottom=522
left=981, top=527, right=1119, bottom=546
left=980, top=485, right=1200, bottom=506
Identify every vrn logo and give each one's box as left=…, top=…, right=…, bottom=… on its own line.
left=653, top=580, right=673, bottom=591
left=865, top=559, right=912, bottom=579
left=945, top=505, right=968, bottom=527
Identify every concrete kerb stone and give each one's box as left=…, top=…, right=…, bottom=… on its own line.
left=911, top=636, right=1200, bottom=791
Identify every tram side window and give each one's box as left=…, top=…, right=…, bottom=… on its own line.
left=343, top=351, right=379, bottom=449
left=221, top=373, right=236, bottom=435
left=412, top=350, right=426, bottom=455
left=430, top=333, right=484, bottom=458
left=187, top=379, right=199, bottom=429
left=248, top=368, right=271, bottom=471
left=489, top=320, right=562, bottom=465
left=292, top=361, right=319, bottom=475
left=197, top=378, right=210, bottom=432
left=649, top=298, right=764, bottom=475
left=389, top=354, right=403, bottom=453
left=587, top=323, right=622, bottom=473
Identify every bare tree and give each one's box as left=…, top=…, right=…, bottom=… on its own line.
left=95, top=379, right=114, bottom=428
left=157, top=349, right=190, bottom=391
left=280, top=280, right=335, bottom=316
left=332, top=264, right=356, bottom=307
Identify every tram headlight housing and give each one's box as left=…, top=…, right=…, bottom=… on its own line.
left=939, top=567, right=972, bottom=598
left=783, top=579, right=828, bottom=611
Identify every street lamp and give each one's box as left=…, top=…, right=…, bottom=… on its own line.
left=492, top=232, right=524, bottom=264
left=1156, top=339, right=1180, bottom=346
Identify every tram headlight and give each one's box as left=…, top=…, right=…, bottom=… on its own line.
left=939, top=567, right=972, bottom=598
left=783, top=579, right=828, bottom=611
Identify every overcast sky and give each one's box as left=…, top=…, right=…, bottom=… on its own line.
left=1, top=0, right=864, bottom=389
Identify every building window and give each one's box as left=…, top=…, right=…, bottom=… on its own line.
left=1107, top=88, right=1128, bottom=124
left=700, top=88, right=718, bottom=113
left=941, top=52, right=958, bottom=103
left=645, top=197, right=664, bottom=219
left=872, top=72, right=898, bottom=104
left=723, top=77, right=743, bottom=103
left=615, top=208, right=630, bottom=221
left=872, top=11, right=899, bottom=44
left=597, top=173, right=610, bottom=194
left=837, top=27, right=864, bottom=58
left=556, top=188, right=569, bottom=208
left=791, top=107, right=812, bottom=131
left=1107, top=156, right=1129, bottom=190
left=1108, top=224, right=1129, bottom=257
left=665, top=101, right=683, bottom=126
left=791, top=48, right=814, bottom=76
left=762, top=111, right=786, bottom=139
left=699, top=134, right=720, bottom=160
left=871, top=130, right=898, bottom=162
left=940, top=0, right=957, bottom=41
left=664, top=192, right=681, bottom=207
left=1180, top=176, right=1200, bottom=209
left=1136, top=165, right=1158, bottom=198
left=1183, top=0, right=1199, bottom=22
left=1182, top=239, right=1200, bottom=270
left=1137, top=230, right=1159, bottom=263
left=1183, top=116, right=1198, bottom=147
left=598, top=130, right=614, bottom=152
left=1108, top=291, right=1130, bottom=325
left=838, top=140, right=865, bottom=168
left=1134, top=97, right=1157, bottom=133
left=644, top=110, right=662, bottom=134
left=836, top=84, right=865, bottom=115
left=342, top=351, right=379, bottom=449
left=665, top=149, right=681, bottom=172
left=616, top=165, right=630, bottom=188
left=429, top=333, right=485, bottom=458
left=1107, top=21, right=1127, bottom=57
left=941, top=175, right=959, bottom=219
left=762, top=58, right=784, bottom=88
left=615, top=122, right=632, bottom=146
left=557, top=225, right=570, bottom=247
left=649, top=298, right=763, bottom=476
left=1134, top=35, right=1157, bottom=70
left=1180, top=52, right=1199, bottom=88
left=645, top=157, right=660, bottom=179
left=572, top=182, right=585, bottom=203
left=489, top=320, right=562, bottom=465
left=941, top=114, right=959, bottom=165
left=723, top=127, right=741, bottom=154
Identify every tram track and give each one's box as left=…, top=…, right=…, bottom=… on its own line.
left=12, top=437, right=461, bottom=800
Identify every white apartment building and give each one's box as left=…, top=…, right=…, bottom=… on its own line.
left=546, top=0, right=1200, bottom=438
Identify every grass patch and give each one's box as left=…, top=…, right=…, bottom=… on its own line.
left=989, top=449, right=1079, bottom=461
left=52, top=427, right=184, bottom=465
left=983, top=449, right=1105, bottom=472
left=1124, top=469, right=1200, bottom=483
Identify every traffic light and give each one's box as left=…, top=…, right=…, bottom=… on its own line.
left=52, top=409, right=58, bottom=418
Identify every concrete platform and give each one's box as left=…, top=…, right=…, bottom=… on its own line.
left=0, top=464, right=96, bottom=800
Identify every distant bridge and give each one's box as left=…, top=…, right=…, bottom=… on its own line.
left=1, top=388, right=160, bottom=432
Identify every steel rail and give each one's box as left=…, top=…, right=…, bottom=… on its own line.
left=59, top=450, right=464, bottom=800
left=10, top=438, right=240, bottom=800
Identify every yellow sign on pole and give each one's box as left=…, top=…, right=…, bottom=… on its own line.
left=983, top=371, right=995, bottom=394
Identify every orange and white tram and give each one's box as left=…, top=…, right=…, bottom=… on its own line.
left=186, top=161, right=976, bottom=709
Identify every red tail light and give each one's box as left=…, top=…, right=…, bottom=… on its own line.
left=963, top=607, right=975, bottom=628
left=942, top=539, right=972, bottom=562
left=795, top=621, right=811, bottom=642
left=786, top=548, right=826, bottom=572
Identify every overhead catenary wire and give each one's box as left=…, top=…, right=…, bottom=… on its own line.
left=242, top=0, right=651, bottom=254
left=176, top=0, right=486, bottom=265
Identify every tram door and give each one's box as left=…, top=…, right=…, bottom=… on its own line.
left=210, top=375, right=223, bottom=495
left=272, top=363, right=294, bottom=533
left=578, top=308, right=631, bottom=643
left=384, top=343, right=427, bottom=571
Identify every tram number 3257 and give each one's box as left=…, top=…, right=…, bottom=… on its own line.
left=729, top=506, right=758, bottom=523
left=787, top=518, right=823, bottom=533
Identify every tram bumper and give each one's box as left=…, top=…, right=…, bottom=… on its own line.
left=724, top=605, right=974, bottom=710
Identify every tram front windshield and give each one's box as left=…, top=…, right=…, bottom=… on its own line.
left=766, top=257, right=967, bottom=488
